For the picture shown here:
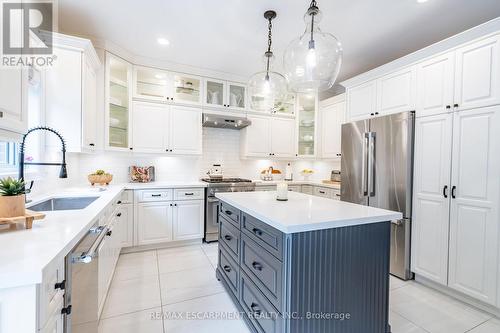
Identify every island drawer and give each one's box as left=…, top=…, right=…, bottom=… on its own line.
left=241, top=234, right=283, bottom=312
left=219, top=216, right=240, bottom=260
left=240, top=271, right=284, bottom=333
left=242, top=213, right=284, bottom=260
left=218, top=246, right=239, bottom=298
left=136, top=189, right=173, bottom=202
left=174, top=188, right=204, bottom=200
left=220, top=201, right=240, bottom=227
left=313, top=186, right=333, bottom=198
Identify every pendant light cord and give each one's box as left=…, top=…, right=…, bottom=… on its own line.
left=308, top=0, right=318, bottom=49
left=265, top=15, right=273, bottom=79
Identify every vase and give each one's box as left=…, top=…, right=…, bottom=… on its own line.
left=0, top=194, right=26, bottom=217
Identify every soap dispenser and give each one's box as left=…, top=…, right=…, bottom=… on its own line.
left=285, top=162, right=293, bottom=181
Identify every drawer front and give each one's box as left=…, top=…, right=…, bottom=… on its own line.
left=118, top=190, right=134, bottom=204
left=314, top=186, right=333, bottom=198
left=301, top=185, right=313, bottom=194
left=174, top=188, right=204, bottom=201
left=240, top=271, right=284, bottom=333
left=219, top=216, right=240, bottom=260
left=242, top=213, right=284, bottom=260
left=39, top=257, right=65, bottom=329
left=288, top=185, right=301, bottom=192
left=137, top=189, right=173, bottom=202
left=332, top=188, right=341, bottom=200
left=219, top=201, right=240, bottom=227
left=218, top=246, right=239, bottom=297
left=241, top=234, right=283, bottom=312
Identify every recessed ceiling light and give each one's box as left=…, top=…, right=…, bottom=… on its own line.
left=157, top=38, right=170, bottom=46
left=417, top=0, right=429, bottom=3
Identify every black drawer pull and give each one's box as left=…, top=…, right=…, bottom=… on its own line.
left=451, top=185, right=457, bottom=199
left=319, top=191, right=326, bottom=194
left=252, top=261, right=263, bottom=271
left=224, top=235, right=232, bottom=241
left=250, top=302, right=261, bottom=315
left=223, top=265, right=231, bottom=272
left=252, top=228, right=263, bottom=236
left=443, top=185, right=448, bottom=198
left=116, top=200, right=122, bottom=204
left=151, top=194, right=162, bottom=197
left=184, top=192, right=194, bottom=196
left=54, top=280, right=66, bottom=290
left=224, top=210, right=233, bottom=216
left=106, top=230, right=113, bottom=236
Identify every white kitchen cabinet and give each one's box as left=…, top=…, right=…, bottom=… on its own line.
left=172, top=200, right=204, bottom=240
left=376, top=66, right=417, bottom=115
left=411, top=113, right=453, bottom=285
left=301, top=185, right=313, bottom=195
left=454, top=35, right=500, bottom=111
left=136, top=202, right=174, bottom=245
left=45, top=35, right=100, bottom=152
left=447, top=106, right=500, bottom=305
left=105, top=52, right=133, bottom=151
left=204, top=78, right=246, bottom=110
left=320, top=99, right=345, bottom=159
left=416, top=52, right=455, bottom=117
left=297, top=93, right=318, bottom=157
left=169, top=106, right=202, bottom=154
left=133, top=66, right=202, bottom=105
left=241, top=115, right=295, bottom=158
left=347, top=80, right=377, bottom=121
left=241, top=115, right=271, bottom=157
left=132, top=101, right=202, bottom=155
left=117, top=203, right=134, bottom=248
left=132, top=101, right=167, bottom=153
left=0, top=66, right=27, bottom=135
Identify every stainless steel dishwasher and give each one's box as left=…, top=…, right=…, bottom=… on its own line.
left=63, top=222, right=108, bottom=333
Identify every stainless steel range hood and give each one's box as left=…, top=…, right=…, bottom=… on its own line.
left=202, top=113, right=251, bottom=130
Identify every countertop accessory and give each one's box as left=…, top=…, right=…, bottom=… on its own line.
left=207, top=164, right=223, bottom=180
left=301, top=169, right=314, bottom=181
left=130, top=166, right=155, bottom=183
left=88, top=170, right=113, bottom=186
left=247, top=10, right=288, bottom=112
left=0, top=209, right=45, bottom=230
left=0, top=177, right=27, bottom=217
left=283, top=0, right=343, bottom=92
left=331, top=170, right=341, bottom=182
left=285, top=162, right=293, bottom=181
left=260, top=167, right=281, bottom=181
left=276, top=182, right=288, bottom=201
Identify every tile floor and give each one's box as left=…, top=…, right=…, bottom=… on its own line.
left=99, top=243, right=500, bottom=333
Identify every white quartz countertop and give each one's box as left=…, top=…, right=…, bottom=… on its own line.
left=253, top=179, right=341, bottom=189
left=0, top=181, right=206, bottom=289
left=215, top=191, right=402, bottom=234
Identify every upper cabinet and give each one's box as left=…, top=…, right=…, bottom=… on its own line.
left=376, top=66, right=416, bottom=115
left=204, top=78, right=247, bottom=110
left=45, top=34, right=101, bottom=152
left=320, top=97, right=345, bottom=159
left=347, top=80, right=377, bottom=121
left=454, top=35, right=500, bottom=111
left=0, top=67, right=27, bottom=135
left=297, top=93, right=318, bottom=158
left=106, top=53, right=133, bottom=151
left=133, top=66, right=202, bottom=105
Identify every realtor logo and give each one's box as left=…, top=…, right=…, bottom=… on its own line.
left=2, top=1, right=54, bottom=67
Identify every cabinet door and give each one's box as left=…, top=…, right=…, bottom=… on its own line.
left=137, top=202, right=174, bottom=245
left=204, top=78, right=225, bottom=107
left=118, top=204, right=134, bottom=248
left=241, top=116, right=271, bottom=157
left=172, top=73, right=202, bottom=105
left=133, top=66, right=170, bottom=101
left=132, top=101, right=168, bottom=153
left=321, top=101, right=345, bottom=158
left=448, top=107, right=500, bottom=305
left=411, top=114, right=453, bottom=285
left=454, top=35, right=500, bottom=111
left=169, top=106, right=202, bottom=154
left=227, top=81, right=246, bottom=110
left=270, top=118, right=296, bottom=157
left=377, top=66, right=416, bottom=115
left=82, top=60, right=98, bottom=149
left=416, top=52, right=455, bottom=117
left=173, top=200, right=204, bottom=240
left=347, top=80, right=377, bottom=121
left=0, top=66, right=26, bottom=134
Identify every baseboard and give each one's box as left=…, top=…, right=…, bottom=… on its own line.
left=120, top=239, right=203, bottom=254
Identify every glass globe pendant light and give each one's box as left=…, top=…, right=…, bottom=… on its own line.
left=283, top=0, right=342, bottom=93
left=248, top=10, right=288, bottom=112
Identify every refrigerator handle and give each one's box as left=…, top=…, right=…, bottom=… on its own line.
left=369, top=132, right=376, bottom=197
left=363, top=132, right=369, bottom=196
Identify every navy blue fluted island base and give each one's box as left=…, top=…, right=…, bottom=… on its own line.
left=215, top=193, right=396, bottom=333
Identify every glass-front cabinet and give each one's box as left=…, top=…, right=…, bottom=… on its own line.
left=106, top=53, right=132, bottom=150
left=134, top=66, right=202, bottom=105
left=274, top=93, right=296, bottom=116
left=297, top=93, right=318, bottom=157
left=204, top=78, right=246, bottom=110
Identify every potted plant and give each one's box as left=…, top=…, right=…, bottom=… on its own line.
left=88, top=169, right=113, bottom=186
left=0, top=177, right=27, bottom=218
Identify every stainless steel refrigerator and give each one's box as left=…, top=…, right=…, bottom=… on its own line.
left=341, top=111, right=415, bottom=280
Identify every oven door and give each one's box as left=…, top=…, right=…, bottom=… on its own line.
left=205, top=197, right=220, bottom=242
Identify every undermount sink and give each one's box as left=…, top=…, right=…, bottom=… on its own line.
left=29, top=197, right=99, bottom=212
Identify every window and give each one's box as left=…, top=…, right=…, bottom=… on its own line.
left=0, top=141, right=18, bottom=170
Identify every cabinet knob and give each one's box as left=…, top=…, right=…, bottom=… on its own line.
left=223, top=265, right=231, bottom=272
left=116, top=212, right=122, bottom=217
left=454, top=103, right=459, bottom=108
left=106, top=230, right=112, bottom=236
left=129, top=147, right=133, bottom=150
left=224, top=235, right=232, bottom=241
left=89, top=143, right=95, bottom=147
left=61, top=305, right=72, bottom=315
left=446, top=105, right=451, bottom=109
left=370, top=113, right=375, bottom=116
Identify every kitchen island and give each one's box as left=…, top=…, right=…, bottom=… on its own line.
left=215, top=191, right=402, bottom=333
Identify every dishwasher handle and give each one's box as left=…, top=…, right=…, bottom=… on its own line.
left=73, top=226, right=108, bottom=264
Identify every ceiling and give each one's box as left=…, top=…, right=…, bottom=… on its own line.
left=58, top=0, right=500, bottom=83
